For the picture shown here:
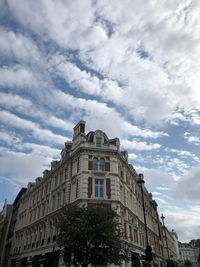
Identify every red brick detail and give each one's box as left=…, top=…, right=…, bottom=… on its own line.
left=88, top=161, right=93, bottom=170
left=129, top=225, right=133, bottom=241
left=105, top=162, right=110, bottom=172
left=77, top=157, right=79, bottom=173
left=88, top=177, right=92, bottom=198
left=106, top=178, right=111, bottom=199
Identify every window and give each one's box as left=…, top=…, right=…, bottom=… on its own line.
left=62, top=189, right=65, bottom=205
left=96, top=137, right=102, bottom=147
left=93, top=158, right=98, bottom=171
left=99, top=158, right=105, bottom=171
left=95, top=179, right=104, bottom=197
left=92, top=157, right=105, bottom=171
left=64, top=168, right=68, bottom=180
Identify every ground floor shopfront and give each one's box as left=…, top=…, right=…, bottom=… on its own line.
left=9, top=245, right=165, bottom=267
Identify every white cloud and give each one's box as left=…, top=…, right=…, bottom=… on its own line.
left=0, top=110, right=67, bottom=145
left=2, top=0, right=200, bottom=126
left=162, top=205, right=200, bottom=242
left=0, top=65, right=39, bottom=89
left=121, top=139, right=161, bottom=151
left=0, top=27, right=41, bottom=63
left=50, top=90, right=168, bottom=140
left=174, top=165, right=200, bottom=201
left=184, top=132, right=200, bottom=145
left=156, top=187, right=171, bottom=191
left=0, top=131, right=20, bottom=145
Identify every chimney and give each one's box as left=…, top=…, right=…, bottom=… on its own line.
left=73, top=120, right=86, bottom=140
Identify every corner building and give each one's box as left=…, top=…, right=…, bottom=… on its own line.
left=11, top=120, right=165, bottom=267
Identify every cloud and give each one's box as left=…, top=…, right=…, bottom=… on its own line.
left=0, top=27, right=42, bottom=64
left=174, top=165, right=200, bottom=201
left=0, top=110, right=67, bottom=145
left=162, top=205, right=200, bottom=242
left=0, top=92, right=74, bottom=132
left=0, top=65, right=39, bottom=89
left=0, top=143, right=61, bottom=186
left=0, top=131, right=20, bottom=145
left=121, top=139, right=161, bottom=151
left=184, top=132, right=200, bottom=145
left=50, top=90, right=168, bottom=140
left=7, top=0, right=107, bottom=50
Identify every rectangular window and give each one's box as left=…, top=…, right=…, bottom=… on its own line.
left=95, top=179, right=104, bottom=197
left=96, top=137, right=102, bottom=147
left=63, top=189, right=65, bottom=205
left=59, top=173, right=62, bottom=184
left=64, top=168, right=68, bottom=180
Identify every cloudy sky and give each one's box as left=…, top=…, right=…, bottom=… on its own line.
left=0, top=0, right=200, bottom=242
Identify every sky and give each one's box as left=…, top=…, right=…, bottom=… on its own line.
left=0, top=0, right=200, bottom=243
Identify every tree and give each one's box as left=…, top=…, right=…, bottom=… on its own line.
left=56, top=204, right=130, bottom=267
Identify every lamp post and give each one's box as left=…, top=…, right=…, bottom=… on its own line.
left=138, top=174, right=153, bottom=263
left=160, top=214, right=170, bottom=261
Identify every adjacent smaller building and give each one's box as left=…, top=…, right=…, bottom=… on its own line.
left=161, top=226, right=179, bottom=266
left=179, top=242, right=200, bottom=267
left=0, top=200, right=13, bottom=266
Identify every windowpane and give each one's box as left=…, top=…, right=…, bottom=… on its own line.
left=95, top=180, right=98, bottom=197
left=95, top=179, right=104, bottom=197
left=100, top=158, right=105, bottom=171
left=93, top=158, right=98, bottom=171
left=64, top=168, right=68, bottom=179
left=96, top=137, right=102, bottom=147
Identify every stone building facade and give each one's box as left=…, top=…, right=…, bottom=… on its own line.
left=161, top=226, right=179, bottom=265
left=5, top=120, right=178, bottom=267
left=0, top=200, right=13, bottom=266
left=179, top=243, right=200, bottom=267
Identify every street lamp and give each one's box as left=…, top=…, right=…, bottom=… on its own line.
left=160, top=214, right=170, bottom=261
left=138, top=174, right=153, bottom=263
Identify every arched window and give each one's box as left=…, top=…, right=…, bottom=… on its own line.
left=93, top=158, right=98, bottom=171
left=100, top=158, right=105, bottom=171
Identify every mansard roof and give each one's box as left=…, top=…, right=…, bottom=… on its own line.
left=86, top=131, right=117, bottom=146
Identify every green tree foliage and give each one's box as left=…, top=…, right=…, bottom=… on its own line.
left=56, top=204, right=130, bottom=267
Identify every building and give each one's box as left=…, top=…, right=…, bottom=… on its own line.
left=179, top=242, right=200, bottom=267
left=161, top=225, right=179, bottom=266
left=0, top=200, right=13, bottom=266
left=6, top=120, right=178, bottom=266
left=4, top=188, right=27, bottom=267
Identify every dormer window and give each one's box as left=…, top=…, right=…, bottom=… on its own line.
left=96, top=137, right=102, bottom=147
